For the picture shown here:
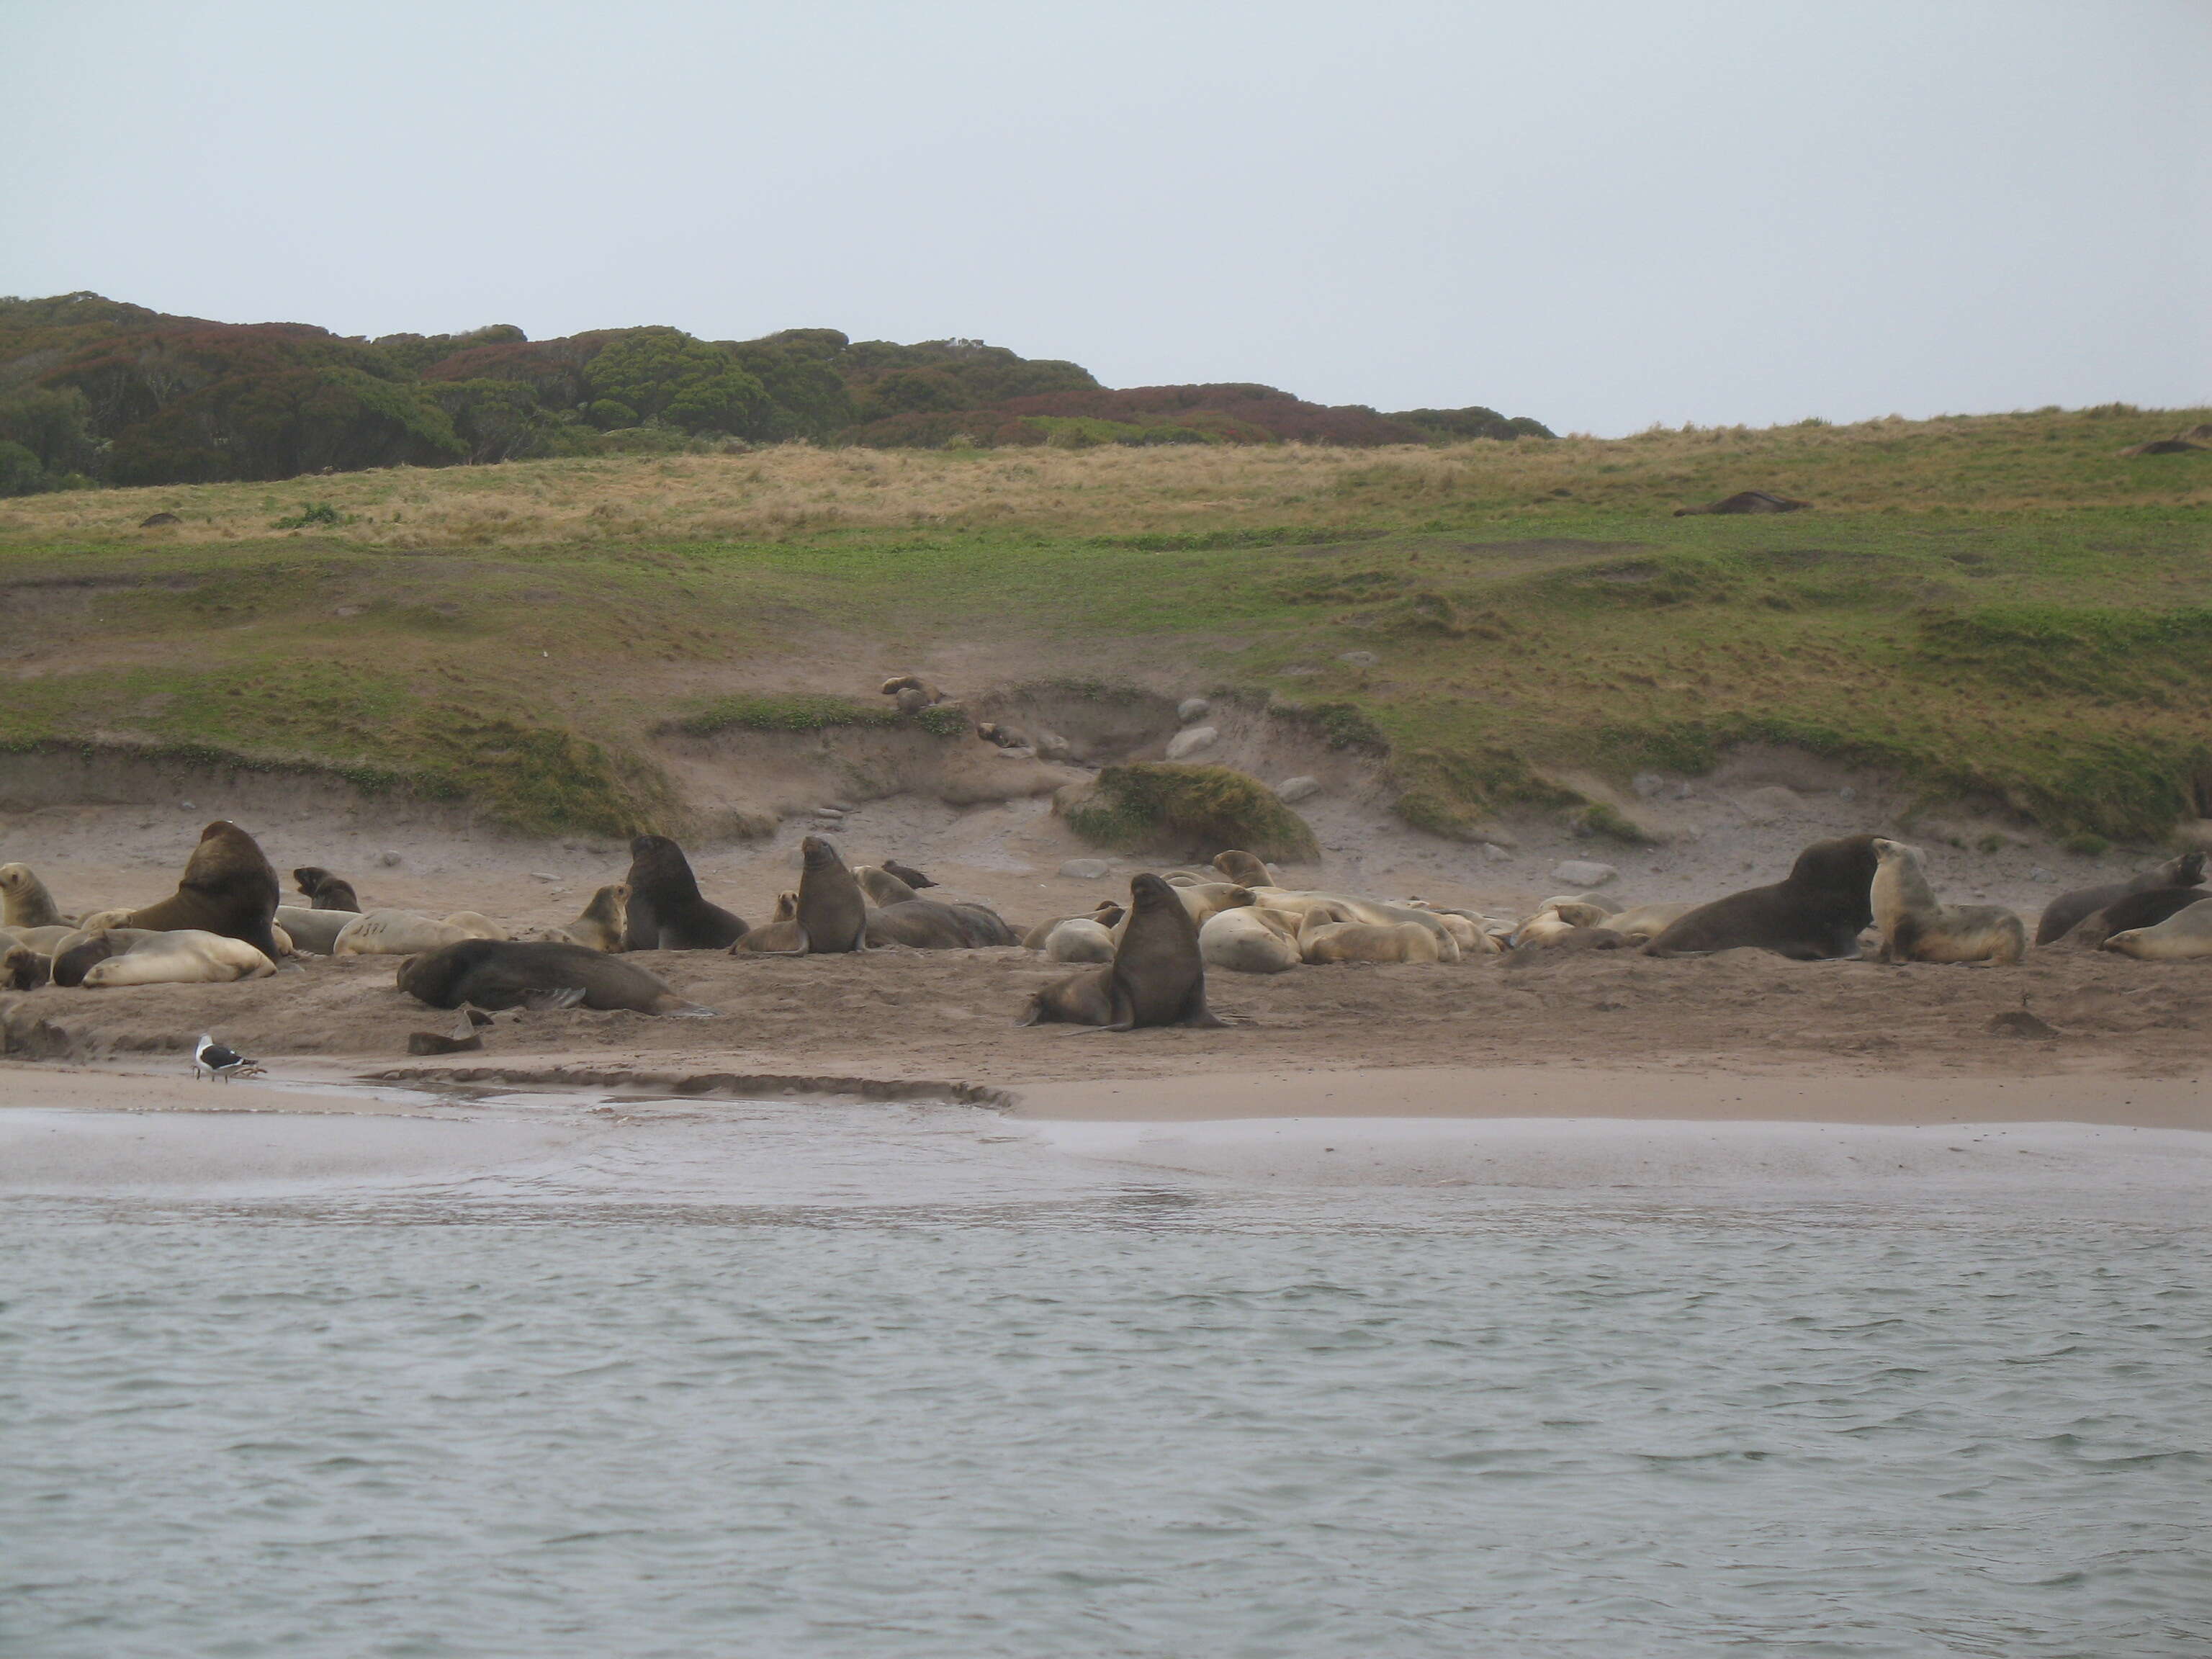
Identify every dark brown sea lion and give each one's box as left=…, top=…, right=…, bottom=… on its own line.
left=621, top=835, right=747, bottom=950
left=867, top=898, right=1018, bottom=949
left=1, top=945, right=50, bottom=990
left=397, top=940, right=714, bottom=1016
left=2121, top=439, right=2205, bottom=457
left=292, top=866, right=363, bottom=912
left=1019, top=872, right=1224, bottom=1030
left=882, top=859, right=937, bottom=890
left=124, top=822, right=283, bottom=960
left=795, top=837, right=871, bottom=953
left=2061, top=887, right=2211, bottom=950
left=1642, top=834, right=1879, bottom=960
left=2035, top=853, right=2206, bottom=944
left=1673, top=490, right=1813, bottom=517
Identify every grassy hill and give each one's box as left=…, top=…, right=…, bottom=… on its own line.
left=1, top=403, right=2208, bottom=845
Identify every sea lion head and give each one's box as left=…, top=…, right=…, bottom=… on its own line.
left=1127, top=873, right=1181, bottom=917
left=773, top=891, right=799, bottom=921
left=801, top=835, right=846, bottom=872
left=1788, top=833, right=1881, bottom=893
left=2169, top=851, right=2208, bottom=887
left=1, top=945, right=49, bottom=990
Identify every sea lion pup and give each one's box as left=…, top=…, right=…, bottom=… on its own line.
left=1298, top=904, right=1460, bottom=965
left=1598, top=902, right=1694, bottom=944
left=273, top=906, right=355, bottom=956
left=2062, top=887, right=2211, bottom=950
left=81, top=930, right=276, bottom=988
left=1869, top=839, right=2026, bottom=965
left=292, top=866, right=363, bottom=912
left=442, top=912, right=509, bottom=941
left=2035, top=852, right=2206, bottom=944
left=621, top=834, right=747, bottom=950
left=732, top=891, right=809, bottom=955
left=1044, top=917, right=1118, bottom=963
left=1019, top=873, right=1224, bottom=1030
left=1210, top=850, right=1277, bottom=889
left=1199, top=906, right=1303, bottom=974
left=881, top=859, right=936, bottom=890
left=51, top=927, right=160, bottom=986
left=1673, top=490, right=1812, bottom=517
left=333, top=910, right=476, bottom=956
left=2, top=944, right=50, bottom=990
left=557, top=884, right=630, bottom=953
left=398, top=939, right=714, bottom=1017
left=1642, top=834, right=1879, bottom=960
left=123, top=822, right=284, bottom=961
left=0, top=863, right=67, bottom=928
left=2102, top=900, right=2212, bottom=960
left=854, top=866, right=922, bottom=907
left=794, top=835, right=872, bottom=953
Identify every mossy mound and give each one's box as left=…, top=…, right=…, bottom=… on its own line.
left=1059, top=763, right=1321, bottom=862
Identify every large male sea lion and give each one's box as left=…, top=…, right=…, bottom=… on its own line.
left=1199, top=906, right=1302, bottom=974
left=1020, top=873, right=1224, bottom=1030
left=398, top=940, right=714, bottom=1016
left=81, top=930, right=276, bottom=987
left=0, top=863, right=66, bottom=928
left=2036, top=853, right=2206, bottom=944
left=622, top=835, right=747, bottom=950
left=1869, top=839, right=2026, bottom=965
left=557, top=884, right=630, bottom=952
left=123, top=822, right=283, bottom=961
left=292, top=866, right=363, bottom=912
left=1596, top=902, right=1694, bottom=943
left=2062, top=887, right=2211, bottom=950
left=795, top=836, right=871, bottom=953
left=1642, top=834, right=1879, bottom=960
left=2101, top=902, right=2212, bottom=960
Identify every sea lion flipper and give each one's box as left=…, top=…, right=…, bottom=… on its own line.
left=521, top=986, right=589, bottom=1010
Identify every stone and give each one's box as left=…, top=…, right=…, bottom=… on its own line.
left=179, top=801, right=196, bottom=811
left=529, top=871, right=559, bottom=883
left=1838, top=786, right=1857, bottom=802
left=1165, top=725, right=1218, bottom=760
left=1339, top=651, right=1379, bottom=667
left=378, top=850, right=402, bottom=867
left=1480, top=842, right=1513, bottom=863
left=2029, top=866, right=2054, bottom=882
left=1632, top=772, right=1666, bottom=799
left=1550, top=859, right=1619, bottom=887
left=1736, top=785, right=1803, bottom=823
left=1058, top=858, right=1113, bottom=880
left=1033, top=730, right=1071, bottom=761
left=1274, top=775, right=1322, bottom=804
left=1177, top=697, right=1210, bottom=723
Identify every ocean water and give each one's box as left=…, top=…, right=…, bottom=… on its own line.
left=1, top=1094, right=2207, bottom=1658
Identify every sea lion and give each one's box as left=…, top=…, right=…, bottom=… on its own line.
left=1642, top=835, right=1879, bottom=960
left=1673, top=490, right=1812, bottom=516
left=855, top=866, right=922, bottom=907
left=1425, top=912, right=1498, bottom=955
left=1299, top=907, right=1458, bottom=965
left=1199, top=906, right=1302, bottom=974
left=1043, top=917, right=1118, bottom=963
left=51, top=927, right=160, bottom=986
left=881, top=674, right=942, bottom=703
left=442, top=912, right=509, bottom=941
left=1022, top=902, right=1125, bottom=949
left=1109, top=881, right=1254, bottom=938
left=2, top=945, right=50, bottom=990
left=81, top=930, right=276, bottom=987
left=1599, top=902, right=1695, bottom=943
left=2100, top=902, right=2212, bottom=960
left=1210, top=850, right=1277, bottom=889
left=2062, top=887, right=2211, bottom=950
left=2035, top=853, right=2206, bottom=944
left=0, top=863, right=66, bottom=928
left=1246, top=888, right=1462, bottom=946
left=273, top=905, right=355, bottom=955
left=75, top=908, right=136, bottom=931
left=557, top=884, right=630, bottom=952
left=867, top=898, right=1020, bottom=949
left=1019, top=872, right=1224, bottom=1030
left=795, top=835, right=871, bottom=953
left=622, top=835, right=747, bottom=950
left=732, top=891, right=809, bottom=955
left=1868, top=839, right=2026, bottom=965
left=5, top=924, right=78, bottom=953
left=333, top=910, right=476, bottom=956
left=1509, top=898, right=1614, bottom=949
left=882, top=859, right=937, bottom=890
left=123, top=822, right=283, bottom=960
left=292, top=866, right=363, bottom=912
left=397, top=940, right=714, bottom=1016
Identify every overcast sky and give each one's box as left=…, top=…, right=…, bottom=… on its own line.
left=6, top=1, right=2206, bottom=434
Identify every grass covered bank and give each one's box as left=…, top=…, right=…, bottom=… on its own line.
left=2, top=404, right=2208, bottom=841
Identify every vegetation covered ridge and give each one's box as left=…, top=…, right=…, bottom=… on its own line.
left=1, top=401, right=2208, bottom=844
left=0, top=290, right=1550, bottom=497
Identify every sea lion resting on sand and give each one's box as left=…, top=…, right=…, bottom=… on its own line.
left=1199, top=906, right=1302, bottom=974
left=557, top=884, right=630, bottom=952
left=81, top=930, right=276, bottom=987
left=1020, top=873, right=1224, bottom=1029
left=398, top=939, right=714, bottom=1016
left=2101, top=899, right=2212, bottom=960
left=333, top=911, right=487, bottom=956
left=1511, top=897, right=1614, bottom=950
left=732, top=891, right=808, bottom=955
left=1596, top=902, right=1694, bottom=944
left=274, top=907, right=354, bottom=955
left=4, top=924, right=78, bottom=954
left=1044, top=917, right=1117, bottom=963
left=292, top=867, right=362, bottom=912
left=1643, top=835, right=1879, bottom=960
left=2, top=945, right=50, bottom=989
left=74, top=909, right=135, bottom=931
left=1247, top=888, right=1462, bottom=948
left=0, top=863, right=67, bottom=928
left=868, top=897, right=1018, bottom=949
left=1299, top=904, right=1460, bottom=965
left=122, top=822, right=283, bottom=960
left=2062, top=887, right=2211, bottom=950
left=50, top=927, right=160, bottom=986
left=1020, top=902, right=1124, bottom=950
left=2036, top=853, right=2206, bottom=944
left=623, top=835, right=747, bottom=950
left=1869, top=839, right=2026, bottom=965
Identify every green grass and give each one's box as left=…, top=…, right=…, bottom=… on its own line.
left=2, top=403, right=2209, bottom=840
left=1062, top=764, right=1322, bottom=862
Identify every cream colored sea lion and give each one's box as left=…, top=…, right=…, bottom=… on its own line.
left=732, top=891, right=809, bottom=954
left=854, top=866, right=922, bottom=907
left=1869, top=839, right=2026, bottom=965
left=1299, top=906, right=1457, bottom=964
left=51, top=927, right=161, bottom=986
left=81, top=930, right=276, bottom=987
left=333, top=910, right=475, bottom=956
left=1043, top=917, right=1118, bottom=963
left=1424, top=912, right=1498, bottom=955
left=76, top=908, right=136, bottom=931
left=0, top=863, right=66, bottom=928
left=2100, top=902, right=2212, bottom=960
left=398, top=940, right=714, bottom=1016
left=123, top=821, right=284, bottom=960
left=1247, top=888, right=1462, bottom=946
left=1110, top=882, right=1254, bottom=941
left=1199, top=906, right=1303, bottom=974
left=1210, top=850, right=1277, bottom=888
left=273, top=906, right=355, bottom=955
left=6, top=924, right=78, bottom=954
left=442, top=912, right=509, bottom=940
left=557, top=884, right=630, bottom=952
left=1018, top=872, right=1223, bottom=1030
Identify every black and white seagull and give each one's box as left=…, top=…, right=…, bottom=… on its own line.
left=192, top=1034, right=262, bottom=1083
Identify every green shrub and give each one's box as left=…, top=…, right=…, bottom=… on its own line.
left=2060, top=832, right=2110, bottom=858
left=1059, top=763, right=1320, bottom=862
left=271, top=502, right=349, bottom=529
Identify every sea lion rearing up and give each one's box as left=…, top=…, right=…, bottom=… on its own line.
left=292, top=867, right=363, bottom=912
left=1869, top=839, right=2026, bottom=965
left=1210, top=850, right=1276, bottom=889
left=2036, top=853, right=2206, bottom=944
left=123, top=822, right=284, bottom=961
left=0, top=863, right=67, bottom=928
left=1019, top=872, right=1224, bottom=1030
left=796, top=835, right=872, bottom=953
left=1642, top=834, right=1879, bottom=961
left=622, top=835, right=747, bottom=950
left=557, top=884, right=630, bottom=953
left=397, top=940, right=714, bottom=1016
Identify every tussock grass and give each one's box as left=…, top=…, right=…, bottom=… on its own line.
left=1062, top=764, right=1322, bottom=863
